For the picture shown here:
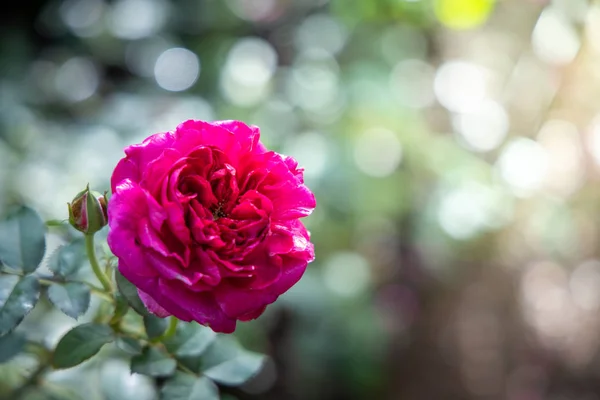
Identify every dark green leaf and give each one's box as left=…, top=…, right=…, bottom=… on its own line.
left=143, top=315, right=167, bottom=339
left=165, top=322, right=216, bottom=358
left=115, top=271, right=149, bottom=316
left=47, top=241, right=84, bottom=278
left=116, top=337, right=143, bottom=355
left=160, top=373, right=219, bottom=400
left=131, top=347, right=176, bottom=377
left=0, top=275, right=40, bottom=336
left=203, top=351, right=265, bottom=386
left=0, top=275, right=18, bottom=302
left=200, top=336, right=244, bottom=368
left=201, top=336, right=265, bottom=386
left=47, top=282, right=90, bottom=319
left=53, top=323, right=114, bottom=369
left=0, top=206, right=46, bottom=273
left=176, top=355, right=202, bottom=374
left=174, top=335, right=240, bottom=374
left=0, top=332, right=26, bottom=363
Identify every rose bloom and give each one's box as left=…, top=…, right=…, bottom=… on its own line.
left=108, top=120, right=315, bottom=333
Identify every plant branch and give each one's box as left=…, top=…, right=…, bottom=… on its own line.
left=85, top=234, right=112, bottom=292
left=9, top=345, right=52, bottom=398
left=154, top=317, right=178, bottom=343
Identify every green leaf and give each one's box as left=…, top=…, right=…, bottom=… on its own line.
left=203, top=351, right=265, bottom=386
left=165, top=322, right=216, bottom=358
left=47, top=282, right=90, bottom=319
left=0, top=332, right=26, bottom=363
left=53, top=323, right=114, bottom=369
left=143, top=315, right=167, bottom=339
left=160, top=373, right=219, bottom=400
left=175, top=335, right=238, bottom=374
left=200, top=336, right=243, bottom=367
left=131, top=347, right=176, bottom=377
left=0, top=276, right=18, bottom=302
left=0, top=206, right=46, bottom=273
left=101, top=359, right=157, bottom=400
left=201, top=336, right=265, bottom=386
left=0, top=275, right=40, bottom=336
left=47, top=241, right=84, bottom=278
left=115, top=271, right=149, bottom=316
left=116, top=337, right=143, bottom=355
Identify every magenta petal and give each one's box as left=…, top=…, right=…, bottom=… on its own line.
left=212, top=120, right=266, bottom=154
left=141, top=148, right=183, bottom=196
left=117, top=272, right=194, bottom=322
left=108, top=181, right=163, bottom=279
left=138, top=289, right=171, bottom=318
left=172, top=121, right=242, bottom=164
left=111, top=158, right=141, bottom=192
left=137, top=219, right=184, bottom=265
left=272, top=255, right=310, bottom=293
left=266, top=182, right=316, bottom=220
left=156, top=279, right=237, bottom=333
left=144, top=250, right=190, bottom=283
left=109, top=119, right=316, bottom=334
left=283, top=156, right=304, bottom=183
left=238, top=306, right=267, bottom=321
left=250, top=152, right=316, bottom=220
left=271, top=220, right=314, bottom=259
left=125, top=131, right=176, bottom=174
left=214, top=287, right=278, bottom=320
left=214, top=257, right=308, bottom=319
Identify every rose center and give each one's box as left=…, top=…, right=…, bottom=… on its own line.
left=212, top=201, right=228, bottom=220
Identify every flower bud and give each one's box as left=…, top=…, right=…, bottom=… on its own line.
left=68, top=185, right=108, bottom=235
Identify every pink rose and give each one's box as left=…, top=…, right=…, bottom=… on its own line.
left=107, top=120, right=315, bottom=333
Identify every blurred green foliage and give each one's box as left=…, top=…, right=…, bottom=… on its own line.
left=3, top=0, right=600, bottom=398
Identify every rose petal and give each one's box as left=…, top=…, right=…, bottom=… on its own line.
left=141, top=148, right=183, bottom=196
left=214, top=256, right=308, bottom=319
left=124, top=131, right=176, bottom=177
left=212, top=120, right=266, bottom=155
left=108, top=181, right=163, bottom=279
left=138, top=289, right=171, bottom=318
left=243, top=152, right=316, bottom=220
left=157, top=279, right=236, bottom=333
left=111, top=158, right=141, bottom=191
left=237, top=305, right=267, bottom=321
left=173, top=121, right=243, bottom=165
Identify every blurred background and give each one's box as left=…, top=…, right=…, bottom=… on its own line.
left=3, top=0, right=600, bottom=399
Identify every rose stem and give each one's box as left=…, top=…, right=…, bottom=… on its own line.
left=159, top=317, right=178, bottom=342
left=85, top=233, right=113, bottom=292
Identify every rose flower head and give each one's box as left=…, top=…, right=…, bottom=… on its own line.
left=107, top=120, right=316, bottom=333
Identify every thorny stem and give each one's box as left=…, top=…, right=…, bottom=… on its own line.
left=85, top=234, right=112, bottom=293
